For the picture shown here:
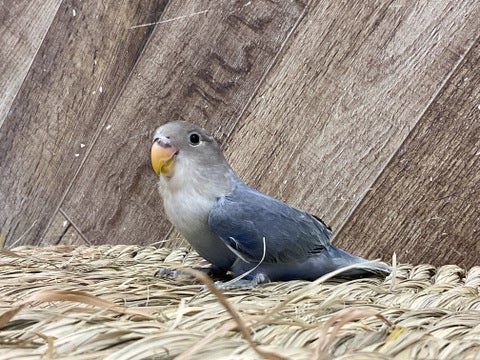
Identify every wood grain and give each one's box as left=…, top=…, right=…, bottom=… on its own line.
left=2, top=0, right=478, bottom=270
left=0, top=0, right=167, bottom=246
left=43, top=210, right=87, bottom=246
left=0, top=0, right=62, bottom=127
left=225, top=1, right=479, bottom=237
left=60, top=0, right=305, bottom=245
left=335, top=39, right=480, bottom=268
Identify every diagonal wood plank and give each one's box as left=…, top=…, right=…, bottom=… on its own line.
left=224, top=0, right=478, bottom=243
left=61, top=0, right=306, bottom=245
left=0, top=0, right=168, bottom=246
left=0, top=0, right=62, bottom=127
left=335, top=39, right=480, bottom=268
left=42, top=210, right=87, bottom=246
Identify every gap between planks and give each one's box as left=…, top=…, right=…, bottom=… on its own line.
left=333, top=34, right=480, bottom=241
left=38, top=4, right=170, bottom=245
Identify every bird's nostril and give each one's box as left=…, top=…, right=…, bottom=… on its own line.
left=153, top=137, right=172, bottom=147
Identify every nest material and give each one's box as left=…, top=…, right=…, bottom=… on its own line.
left=0, top=245, right=479, bottom=359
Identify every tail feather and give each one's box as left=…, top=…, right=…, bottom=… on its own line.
left=325, top=245, right=391, bottom=277
left=230, top=245, right=391, bottom=282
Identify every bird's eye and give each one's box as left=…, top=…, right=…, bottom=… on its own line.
left=189, top=132, right=201, bottom=146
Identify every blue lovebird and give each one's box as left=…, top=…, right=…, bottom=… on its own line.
left=151, top=121, right=390, bottom=285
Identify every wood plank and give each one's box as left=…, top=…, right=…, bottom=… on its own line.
left=61, top=0, right=305, bottom=245
left=335, top=39, right=480, bottom=268
left=0, top=0, right=62, bottom=127
left=62, top=0, right=303, bottom=244
left=224, top=1, right=479, bottom=236
left=42, top=210, right=86, bottom=246
left=0, top=0, right=168, bottom=246
left=42, top=211, right=70, bottom=245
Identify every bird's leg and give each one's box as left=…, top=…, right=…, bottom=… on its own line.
left=155, top=264, right=228, bottom=280
left=154, top=267, right=183, bottom=279
left=213, top=272, right=271, bottom=289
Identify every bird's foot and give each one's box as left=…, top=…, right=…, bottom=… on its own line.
left=213, top=273, right=270, bottom=289
left=155, top=265, right=228, bottom=281
left=154, top=267, right=185, bottom=280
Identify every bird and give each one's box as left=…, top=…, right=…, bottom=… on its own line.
left=151, top=120, right=390, bottom=285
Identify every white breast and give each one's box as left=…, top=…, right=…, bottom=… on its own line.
left=158, top=170, right=236, bottom=269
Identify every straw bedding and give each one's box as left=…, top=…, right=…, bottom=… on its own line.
left=0, top=245, right=479, bottom=359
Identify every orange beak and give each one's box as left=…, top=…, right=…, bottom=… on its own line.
left=151, top=140, right=178, bottom=177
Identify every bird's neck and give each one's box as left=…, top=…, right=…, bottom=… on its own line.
left=158, top=160, right=236, bottom=201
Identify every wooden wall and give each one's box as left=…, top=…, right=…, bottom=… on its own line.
left=1, top=0, right=478, bottom=268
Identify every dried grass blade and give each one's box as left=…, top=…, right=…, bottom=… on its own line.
left=0, top=304, right=25, bottom=329
left=185, top=269, right=289, bottom=360
left=314, top=307, right=381, bottom=358
left=17, top=289, right=156, bottom=318
left=175, top=320, right=238, bottom=360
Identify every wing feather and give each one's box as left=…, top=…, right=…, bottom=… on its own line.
left=208, top=181, right=332, bottom=263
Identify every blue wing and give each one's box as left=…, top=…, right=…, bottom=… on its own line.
left=208, top=180, right=333, bottom=264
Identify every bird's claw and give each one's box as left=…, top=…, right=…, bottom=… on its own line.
left=209, top=273, right=271, bottom=290
left=154, top=267, right=184, bottom=279
left=154, top=265, right=228, bottom=281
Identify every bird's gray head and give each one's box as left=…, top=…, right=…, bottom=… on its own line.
left=151, top=121, right=234, bottom=192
